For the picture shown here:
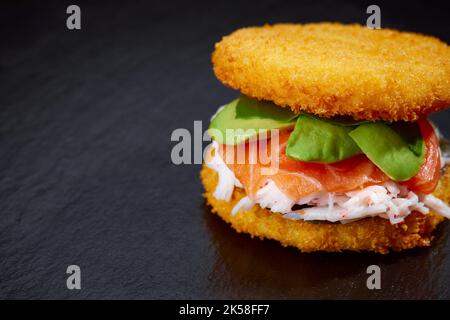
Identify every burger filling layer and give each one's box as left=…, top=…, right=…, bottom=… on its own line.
left=206, top=96, right=450, bottom=224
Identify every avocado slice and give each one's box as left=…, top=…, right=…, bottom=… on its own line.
left=286, top=114, right=362, bottom=163
left=208, top=96, right=297, bottom=145
left=349, top=122, right=426, bottom=181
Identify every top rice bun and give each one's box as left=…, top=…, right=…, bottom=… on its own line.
left=212, top=23, right=450, bottom=121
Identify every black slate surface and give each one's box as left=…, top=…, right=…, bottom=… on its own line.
left=0, top=0, right=449, bottom=299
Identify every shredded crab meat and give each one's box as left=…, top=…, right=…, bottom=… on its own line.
left=421, top=194, right=450, bottom=219
left=444, top=157, right=450, bottom=166
left=205, top=141, right=242, bottom=201
left=285, top=182, right=431, bottom=224
left=255, top=180, right=296, bottom=213
left=205, top=142, right=450, bottom=224
left=231, top=196, right=255, bottom=216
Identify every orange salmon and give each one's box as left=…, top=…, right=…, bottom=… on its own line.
left=219, top=130, right=389, bottom=200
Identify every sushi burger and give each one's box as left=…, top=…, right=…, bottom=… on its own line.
left=201, top=23, right=450, bottom=253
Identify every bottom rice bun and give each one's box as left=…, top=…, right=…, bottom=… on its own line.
left=202, top=23, right=450, bottom=253
left=202, top=164, right=450, bottom=253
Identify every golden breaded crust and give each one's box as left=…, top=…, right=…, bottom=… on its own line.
left=213, top=23, right=450, bottom=121
left=201, top=165, right=450, bottom=253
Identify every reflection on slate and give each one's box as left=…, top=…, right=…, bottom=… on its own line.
left=204, top=203, right=449, bottom=299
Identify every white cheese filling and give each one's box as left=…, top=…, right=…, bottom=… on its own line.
left=205, top=142, right=450, bottom=224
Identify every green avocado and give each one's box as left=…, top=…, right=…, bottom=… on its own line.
left=286, top=114, right=362, bottom=163
left=349, top=122, right=426, bottom=181
left=208, top=95, right=297, bottom=145
left=235, top=95, right=298, bottom=122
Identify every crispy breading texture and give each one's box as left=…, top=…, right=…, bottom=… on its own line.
left=212, top=23, right=450, bottom=121
left=201, top=165, right=450, bottom=253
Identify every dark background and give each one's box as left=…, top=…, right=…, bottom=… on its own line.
left=0, top=0, right=449, bottom=299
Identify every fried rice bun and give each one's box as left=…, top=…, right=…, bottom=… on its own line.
left=212, top=23, right=450, bottom=121
left=201, top=165, right=450, bottom=254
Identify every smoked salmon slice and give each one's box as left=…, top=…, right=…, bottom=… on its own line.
left=218, top=130, right=389, bottom=201
left=401, top=119, right=441, bottom=194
